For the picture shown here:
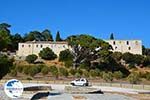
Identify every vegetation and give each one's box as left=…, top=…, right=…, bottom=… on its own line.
left=113, top=71, right=124, bottom=80
left=41, top=66, right=49, bottom=75
left=0, top=23, right=150, bottom=84
left=56, top=31, right=62, bottom=41
left=25, top=54, right=38, bottom=64
left=59, top=49, right=73, bottom=62
left=110, top=33, right=114, bottom=40
left=39, top=47, right=57, bottom=60
left=59, top=67, right=69, bottom=77
left=0, top=54, right=13, bottom=79
left=49, top=66, right=59, bottom=78
left=103, top=72, right=113, bottom=82
left=127, top=72, right=141, bottom=84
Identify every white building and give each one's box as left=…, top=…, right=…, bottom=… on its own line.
left=105, top=40, right=142, bottom=55
left=17, top=41, right=70, bottom=57
left=17, top=40, right=142, bottom=57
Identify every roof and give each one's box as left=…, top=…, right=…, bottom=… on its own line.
left=20, top=41, right=68, bottom=44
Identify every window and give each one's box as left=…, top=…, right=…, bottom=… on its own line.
left=115, top=46, right=117, bottom=49
left=41, top=45, right=43, bottom=48
left=127, top=41, right=129, bottom=45
left=113, top=41, right=115, bottom=45
left=22, top=45, right=24, bottom=47
left=36, top=45, right=38, bottom=48
left=128, top=47, right=131, bottom=50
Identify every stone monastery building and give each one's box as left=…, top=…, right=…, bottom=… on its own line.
left=17, top=40, right=142, bottom=57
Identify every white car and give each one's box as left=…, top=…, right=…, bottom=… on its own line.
left=70, top=78, right=89, bottom=86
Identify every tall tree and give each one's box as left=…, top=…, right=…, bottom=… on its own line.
left=110, top=33, right=114, bottom=40
left=0, top=23, right=11, bottom=51
left=56, top=31, right=62, bottom=41
left=0, top=30, right=11, bottom=51
left=66, top=34, right=110, bottom=69
left=24, top=31, right=45, bottom=41
left=9, top=33, right=23, bottom=51
left=0, top=23, right=11, bottom=34
left=42, top=29, right=53, bottom=41
left=0, top=54, right=13, bottom=79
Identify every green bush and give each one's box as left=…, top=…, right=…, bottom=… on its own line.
left=25, top=54, right=38, bottom=64
left=75, top=72, right=81, bottom=78
left=26, top=77, right=32, bottom=80
left=83, top=70, right=89, bottom=78
left=9, top=69, right=17, bottom=77
left=127, top=72, right=141, bottom=84
left=41, top=66, right=49, bottom=75
left=146, top=72, right=150, bottom=80
left=59, top=49, right=73, bottom=61
left=103, top=72, right=113, bottom=82
left=64, top=60, right=73, bottom=68
left=28, top=66, right=39, bottom=77
left=16, top=65, right=24, bottom=73
left=113, top=71, right=123, bottom=80
left=36, top=64, right=46, bottom=73
left=69, top=68, right=76, bottom=76
left=76, top=69, right=83, bottom=76
left=23, top=65, right=31, bottom=75
left=49, top=66, right=59, bottom=78
left=39, top=47, right=57, bottom=60
left=59, top=67, right=68, bottom=77
left=90, top=70, right=99, bottom=78
left=128, top=63, right=136, bottom=69
left=0, top=54, right=13, bottom=79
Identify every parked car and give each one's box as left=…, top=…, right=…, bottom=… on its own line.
left=70, top=78, right=89, bottom=86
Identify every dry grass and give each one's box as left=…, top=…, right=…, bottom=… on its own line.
left=73, top=96, right=87, bottom=100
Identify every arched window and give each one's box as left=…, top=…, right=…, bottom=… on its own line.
left=127, top=41, right=129, bottom=45
left=113, top=41, right=116, bottom=45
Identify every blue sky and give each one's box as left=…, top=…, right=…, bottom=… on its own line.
left=0, top=0, right=150, bottom=47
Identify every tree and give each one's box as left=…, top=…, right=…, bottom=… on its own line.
left=143, top=56, right=150, bottom=67
left=0, top=23, right=11, bottom=33
left=66, top=34, right=110, bottom=69
left=110, top=33, right=114, bottom=40
left=42, top=29, right=53, bottom=41
left=0, top=30, right=11, bottom=51
left=111, top=52, right=122, bottom=61
left=56, top=31, right=62, bottom=41
left=142, top=45, right=150, bottom=56
left=39, top=47, right=57, bottom=60
left=26, top=54, right=38, bottom=64
left=59, top=49, right=73, bottom=61
left=122, top=52, right=135, bottom=64
left=0, top=54, right=13, bottom=79
left=9, top=33, right=23, bottom=51
left=24, top=31, right=45, bottom=41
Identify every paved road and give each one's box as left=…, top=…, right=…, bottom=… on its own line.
left=1, top=83, right=150, bottom=100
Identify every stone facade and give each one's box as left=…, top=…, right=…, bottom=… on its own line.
left=17, top=40, right=142, bottom=57
left=17, top=41, right=70, bottom=57
left=105, top=40, right=142, bottom=55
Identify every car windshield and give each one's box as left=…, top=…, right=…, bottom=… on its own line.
left=75, top=79, right=80, bottom=81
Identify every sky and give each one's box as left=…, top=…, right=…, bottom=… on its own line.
left=0, top=0, right=150, bottom=47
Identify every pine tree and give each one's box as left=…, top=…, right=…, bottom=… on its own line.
left=110, top=33, right=114, bottom=40
left=56, top=31, right=62, bottom=41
